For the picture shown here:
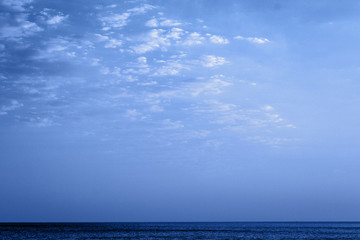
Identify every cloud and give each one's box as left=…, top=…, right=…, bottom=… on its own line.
left=146, top=18, right=182, bottom=27
left=0, top=14, right=43, bottom=41
left=201, top=55, right=228, bottom=67
left=28, top=117, right=57, bottom=128
left=132, top=28, right=209, bottom=54
left=148, top=104, right=163, bottom=112
left=146, top=75, right=231, bottom=102
left=262, top=105, right=274, bottom=111
left=100, top=4, right=155, bottom=31
left=208, top=34, right=229, bottom=44
left=1, top=0, right=33, bottom=11
left=131, top=29, right=171, bottom=54
left=34, top=37, right=91, bottom=61
left=247, top=136, right=299, bottom=146
left=45, top=38, right=69, bottom=52
left=159, top=19, right=182, bottom=27
left=182, top=32, right=204, bottom=46
left=138, top=81, right=157, bottom=86
left=0, top=1, right=295, bottom=148
left=100, top=12, right=131, bottom=30
left=0, top=100, right=23, bottom=116
left=166, top=27, right=184, bottom=40
left=95, top=34, right=122, bottom=48
left=152, top=60, right=189, bottom=76
left=190, top=76, right=232, bottom=96
left=261, top=105, right=296, bottom=128
left=188, top=100, right=247, bottom=126
left=161, top=119, right=184, bottom=130
left=137, top=56, right=147, bottom=64
left=46, top=15, right=68, bottom=25
left=124, top=109, right=146, bottom=120
left=234, top=36, right=270, bottom=44
left=127, top=4, right=156, bottom=14
left=145, top=18, right=158, bottom=27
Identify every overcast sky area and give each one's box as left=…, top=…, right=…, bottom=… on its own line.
left=1, top=0, right=360, bottom=222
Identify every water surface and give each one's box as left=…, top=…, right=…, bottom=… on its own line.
left=1, top=222, right=360, bottom=239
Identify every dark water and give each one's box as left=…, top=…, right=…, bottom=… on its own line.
left=1, top=222, right=360, bottom=239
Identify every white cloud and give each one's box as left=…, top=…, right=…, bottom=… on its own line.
left=146, top=75, right=231, bottom=102
left=100, top=4, right=155, bottom=30
left=100, top=67, right=110, bottom=75
left=131, top=29, right=171, bottom=54
left=45, top=38, right=69, bottom=52
left=95, top=34, right=122, bottom=48
left=262, top=105, right=274, bottom=111
left=138, top=81, right=157, bottom=86
left=146, top=18, right=158, bottom=27
left=0, top=100, right=23, bottom=116
left=46, top=15, right=68, bottom=25
left=91, top=58, right=100, bottom=66
left=2, top=0, right=33, bottom=11
left=191, top=76, right=232, bottom=97
left=146, top=18, right=181, bottom=27
left=137, top=56, right=147, bottom=64
left=208, top=34, right=229, bottom=44
left=124, top=109, right=146, bottom=120
left=182, top=32, right=204, bottom=46
left=152, top=61, right=189, bottom=76
left=104, top=38, right=122, bottom=48
left=201, top=55, right=227, bottom=67
left=161, top=119, right=184, bottom=130
left=132, top=28, right=208, bottom=54
left=29, top=117, right=56, bottom=128
left=35, top=37, right=90, bottom=61
left=127, top=4, right=156, bottom=14
left=234, top=36, right=270, bottom=44
left=0, top=15, right=43, bottom=41
left=159, top=19, right=182, bottom=27
left=149, top=104, right=163, bottom=112
left=95, top=34, right=109, bottom=41
left=191, top=100, right=244, bottom=125
left=100, top=12, right=131, bottom=30
left=167, top=28, right=184, bottom=40
left=247, top=136, right=299, bottom=146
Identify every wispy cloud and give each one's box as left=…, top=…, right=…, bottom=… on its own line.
left=131, top=27, right=187, bottom=54
left=47, top=15, right=68, bottom=25
left=201, top=55, right=228, bottom=67
left=95, top=34, right=122, bottom=48
left=182, top=32, right=204, bottom=46
left=146, top=18, right=182, bottom=27
left=0, top=100, right=23, bottom=116
left=152, top=59, right=189, bottom=76
left=124, top=109, right=147, bottom=120
left=234, top=36, right=270, bottom=44
left=208, top=34, right=229, bottom=44
left=131, top=29, right=171, bottom=54
left=0, top=14, right=43, bottom=41
left=0, top=0, right=295, bottom=150
left=160, top=119, right=184, bottom=130
left=99, top=4, right=155, bottom=31
left=127, top=4, right=156, bottom=14
left=100, top=12, right=131, bottom=30
left=1, top=0, right=33, bottom=11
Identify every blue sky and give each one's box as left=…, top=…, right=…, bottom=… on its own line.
left=1, top=0, right=360, bottom=222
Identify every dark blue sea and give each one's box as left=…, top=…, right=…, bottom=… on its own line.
left=1, top=222, right=360, bottom=239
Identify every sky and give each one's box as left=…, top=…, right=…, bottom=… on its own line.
left=1, top=0, right=360, bottom=222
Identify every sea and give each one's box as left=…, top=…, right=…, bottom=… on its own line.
left=1, top=222, right=360, bottom=239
